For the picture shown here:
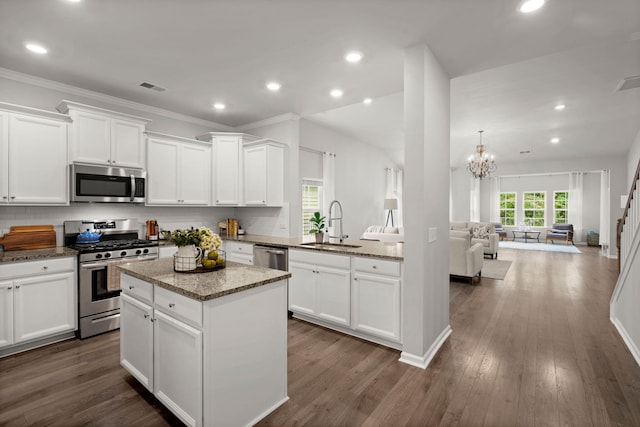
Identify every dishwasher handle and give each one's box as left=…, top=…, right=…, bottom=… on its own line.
left=265, top=249, right=285, bottom=255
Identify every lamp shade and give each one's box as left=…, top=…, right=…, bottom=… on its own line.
left=384, top=198, right=398, bottom=210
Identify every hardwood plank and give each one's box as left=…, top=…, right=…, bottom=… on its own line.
left=2, top=245, right=640, bottom=426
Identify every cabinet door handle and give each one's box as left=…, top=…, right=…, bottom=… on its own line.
left=43, top=266, right=48, bottom=270
left=372, top=265, right=377, bottom=269
left=2, top=196, right=7, bottom=199
left=143, top=314, right=149, bottom=319
left=7, top=286, right=12, bottom=290
left=15, top=285, right=20, bottom=289
left=129, top=285, right=134, bottom=290
left=10, top=196, right=16, bottom=200
left=169, top=303, right=175, bottom=308
left=354, top=277, right=358, bottom=281
left=150, top=318, right=155, bottom=323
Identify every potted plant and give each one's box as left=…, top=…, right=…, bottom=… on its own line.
left=309, top=211, right=326, bottom=243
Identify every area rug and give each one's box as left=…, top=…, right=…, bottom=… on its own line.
left=482, top=259, right=512, bottom=280
left=499, top=241, right=581, bottom=254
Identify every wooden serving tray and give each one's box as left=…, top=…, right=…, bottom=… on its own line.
left=0, top=225, right=57, bottom=251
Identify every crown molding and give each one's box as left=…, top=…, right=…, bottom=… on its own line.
left=0, top=101, right=71, bottom=122
left=233, top=112, right=300, bottom=132
left=0, top=67, right=233, bottom=131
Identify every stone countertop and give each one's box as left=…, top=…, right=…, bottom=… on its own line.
left=0, top=247, right=78, bottom=263
left=222, top=234, right=404, bottom=261
left=118, top=258, right=291, bottom=302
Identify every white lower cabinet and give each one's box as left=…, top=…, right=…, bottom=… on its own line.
left=224, top=241, right=254, bottom=265
left=120, top=293, right=154, bottom=391
left=0, top=257, right=77, bottom=352
left=288, top=250, right=351, bottom=327
left=153, top=310, right=202, bottom=427
left=288, top=250, right=403, bottom=347
left=0, top=281, right=14, bottom=347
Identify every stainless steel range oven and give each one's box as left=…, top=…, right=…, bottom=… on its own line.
left=64, top=219, right=158, bottom=339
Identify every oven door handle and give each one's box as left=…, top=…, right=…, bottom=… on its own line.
left=81, top=263, right=110, bottom=270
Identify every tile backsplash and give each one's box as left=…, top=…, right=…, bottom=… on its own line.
left=0, top=204, right=289, bottom=245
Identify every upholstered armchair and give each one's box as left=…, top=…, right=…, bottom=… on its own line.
left=449, top=231, right=484, bottom=284
left=545, top=223, right=574, bottom=245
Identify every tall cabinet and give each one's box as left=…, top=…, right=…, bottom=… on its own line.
left=56, top=100, right=151, bottom=169
left=0, top=103, right=70, bottom=205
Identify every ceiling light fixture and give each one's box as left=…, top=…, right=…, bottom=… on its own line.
left=519, top=0, right=545, bottom=13
left=345, top=51, right=363, bottom=63
left=550, top=137, right=560, bottom=144
left=467, top=130, right=496, bottom=180
left=554, top=104, right=566, bottom=110
left=363, top=98, right=372, bottom=104
left=213, top=103, right=225, bottom=110
left=330, top=89, right=343, bottom=98
left=266, top=82, right=281, bottom=91
left=25, top=43, right=48, bottom=54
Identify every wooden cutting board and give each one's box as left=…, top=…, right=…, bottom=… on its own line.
left=0, top=225, right=57, bottom=251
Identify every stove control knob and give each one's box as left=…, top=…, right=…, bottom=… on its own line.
left=143, top=249, right=149, bottom=254
left=136, top=250, right=142, bottom=255
left=120, top=251, right=127, bottom=257
left=104, top=253, right=111, bottom=258
left=95, top=254, right=103, bottom=259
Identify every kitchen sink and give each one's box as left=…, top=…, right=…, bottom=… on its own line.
left=300, top=242, right=362, bottom=249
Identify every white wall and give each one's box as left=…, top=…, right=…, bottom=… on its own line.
left=451, top=155, right=626, bottom=255
left=628, top=128, right=640, bottom=191
left=298, top=119, right=397, bottom=239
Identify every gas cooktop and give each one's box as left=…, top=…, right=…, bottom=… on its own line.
left=69, top=239, right=158, bottom=253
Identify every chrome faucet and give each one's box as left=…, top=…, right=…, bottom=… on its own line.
left=328, top=200, right=348, bottom=243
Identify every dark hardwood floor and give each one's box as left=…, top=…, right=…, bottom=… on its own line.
left=2, top=246, right=639, bottom=426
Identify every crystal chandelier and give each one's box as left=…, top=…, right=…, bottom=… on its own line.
left=466, top=130, right=496, bottom=179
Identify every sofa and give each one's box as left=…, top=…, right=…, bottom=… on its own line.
left=449, top=230, right=484, bottom=284
left=450, top=221, right=499, bottom=259
left=360, top=226, right=404, bottom=243
left=546, top=223, right=574, bottom=245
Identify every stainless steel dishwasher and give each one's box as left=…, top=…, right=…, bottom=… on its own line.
left=253, top=245, right=288, bottom=271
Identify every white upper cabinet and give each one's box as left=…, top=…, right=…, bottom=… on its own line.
left=243, top=141, right=284, bottom=207
left=0, top=103, right=70, bottom=205
left=146, top=132, right=211, bottom=206
left=197, top=132, right=285, bottom=207
left=57, top=100, right=150, bottom=169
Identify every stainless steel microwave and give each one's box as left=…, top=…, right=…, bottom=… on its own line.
left=70, top=163, right=146, bottom=203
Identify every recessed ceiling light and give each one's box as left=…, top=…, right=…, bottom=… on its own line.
left=213, top=103, right=225, bottom=110
left=363, top=98, right=372, bottom=104
left=25, top=43, right=48, bottom=54
left=550, top=138, right=560, bottom=144
left=519, top=0, right=545, bottom=13
left=266, top=82, right=281, bottom=91
left=554, top=104, right=566, bottom=110
left=345, top=51, right=363, bottom=63
left=66, top=0, right=82, bottom=2
left=330, top=89, right=343, bottom=98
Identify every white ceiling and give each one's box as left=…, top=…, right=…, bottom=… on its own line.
left=1, top=0, right=639, bottom=168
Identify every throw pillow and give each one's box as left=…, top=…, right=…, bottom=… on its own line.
left=472, top=224, right=490, bottom=239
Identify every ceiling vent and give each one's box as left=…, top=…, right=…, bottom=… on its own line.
left=520, top=150, right=531, bottom=155
left=616, top=75, right=640, bottom=92
left=138, top=81, right=166, bottom=92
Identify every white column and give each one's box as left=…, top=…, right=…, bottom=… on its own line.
left=400, top=43, right=451, bottom=369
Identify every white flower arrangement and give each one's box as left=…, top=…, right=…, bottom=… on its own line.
left=163, top=227, right=222, bottom=251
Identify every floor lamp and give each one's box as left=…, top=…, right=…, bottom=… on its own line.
left=384, top=198, right=398, bottom=227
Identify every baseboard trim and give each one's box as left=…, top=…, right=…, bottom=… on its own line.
left=246, top=396, right=289, bottom=426
left=399, top=325, right=452, bottom=369
left=611, top=316, right=640, bottom=368
left=0, top=331, right=76, bottom=358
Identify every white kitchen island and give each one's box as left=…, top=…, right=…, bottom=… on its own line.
left=118, top=258, right=291, bottom=427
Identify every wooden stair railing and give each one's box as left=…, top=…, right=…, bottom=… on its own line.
left=617, top=157, right=640, bottom=272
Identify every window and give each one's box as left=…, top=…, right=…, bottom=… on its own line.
left=523, top=192, right=546, bottom=227
left=554, top=191, right=569, bottom=224
left=499, top=192, right=517, bottom=226
left=302, top=180, right=322, bottom=234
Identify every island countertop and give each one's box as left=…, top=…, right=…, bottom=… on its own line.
left=118, top=257, right=291, bottom=302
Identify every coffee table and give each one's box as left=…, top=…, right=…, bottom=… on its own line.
left=512, top=230, right=541, bottom=243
